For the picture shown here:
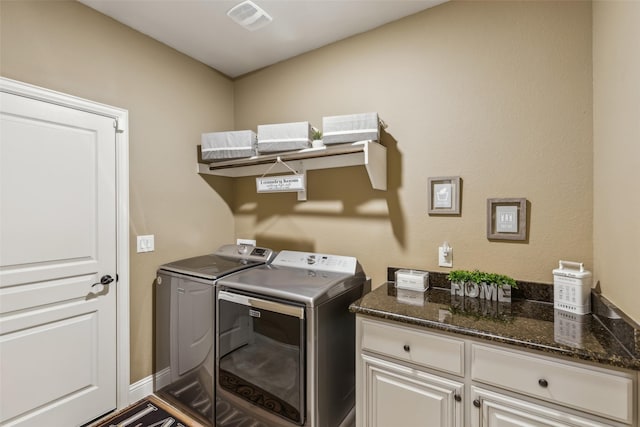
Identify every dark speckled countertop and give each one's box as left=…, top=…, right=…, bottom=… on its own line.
left=350, top=279, right=640, bottom=371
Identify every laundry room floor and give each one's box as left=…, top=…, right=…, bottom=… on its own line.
left=90, top=395, right=207, bottom=427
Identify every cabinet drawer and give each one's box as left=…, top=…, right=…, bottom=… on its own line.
left=471, top=344, right=634, bottom=424
left=360, top=319, right=464, bottom=376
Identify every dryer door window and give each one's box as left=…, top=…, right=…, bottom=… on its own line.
left=217, top=290, right=305, bottom=425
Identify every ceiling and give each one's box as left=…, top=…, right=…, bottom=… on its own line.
left=78, top=0, right=447, bottom=78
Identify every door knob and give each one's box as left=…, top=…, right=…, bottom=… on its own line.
left=92, top=275, right=114, bottom=287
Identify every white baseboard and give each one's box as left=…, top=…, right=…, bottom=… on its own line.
left=128, top=375, right=154, bottom=403
left=129, top=368, right=171, bottom=403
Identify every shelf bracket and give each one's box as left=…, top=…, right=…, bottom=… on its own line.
left=364, top=141, right=387, bottom=191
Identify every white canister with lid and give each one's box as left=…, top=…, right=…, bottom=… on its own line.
left=552, top=260, right=592, bottom=314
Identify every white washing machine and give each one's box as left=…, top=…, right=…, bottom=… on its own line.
left=154, top=244, right=274, bottom=426
left=215, top=250, right=370, bottom=427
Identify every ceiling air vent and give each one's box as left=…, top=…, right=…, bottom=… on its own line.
left=227, top=0, right=273, bottom=32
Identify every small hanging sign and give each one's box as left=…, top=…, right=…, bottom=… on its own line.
left=256, top=174, right=305, bottom=193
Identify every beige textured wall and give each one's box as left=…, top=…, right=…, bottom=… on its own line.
left=593, top=1, right=640, bottom=323
left=234, top=1, right=593, bottom=290
left=0, top=1, right=235, bottom=382
left=3, top=0, right=624, bottom=386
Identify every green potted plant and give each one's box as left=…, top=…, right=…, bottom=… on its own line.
left=448, top=269, right=517, bottom=302
left=311, top=129, right=323, bottom=148
left=447, top=269, right=474, bottom=284
left=487, top=273, right=517, bottom=288
left=448, top=269, right=479, bottom=297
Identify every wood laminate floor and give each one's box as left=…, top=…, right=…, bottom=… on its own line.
left=90, top=395, right=208, bottom=427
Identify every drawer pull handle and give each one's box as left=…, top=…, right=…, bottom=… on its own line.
left=473, top=399, right=481, bottom=408
left=454, top=394, right=461, bottom=402
left=538, top=379, right=549, bottom=388
left=403, top=344, right=410, bottom=352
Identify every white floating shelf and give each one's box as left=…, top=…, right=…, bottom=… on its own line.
left=197, top=140, right=387, bottom=191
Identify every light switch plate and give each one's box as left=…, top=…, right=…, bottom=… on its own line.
left=137, top=235, right=155, bottom=253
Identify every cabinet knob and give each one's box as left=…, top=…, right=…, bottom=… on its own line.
left=403, top=344, right=410, bottom=352
left=538, top=378, right=549, bottom=388
left=473, top=399, right=481, bottom=408
left=454, top=394, right=462, bottom=402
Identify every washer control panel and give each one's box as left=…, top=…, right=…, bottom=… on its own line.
left=215, top=244, right=275, bottom=263
left=272, top=250, right=358, bottom=274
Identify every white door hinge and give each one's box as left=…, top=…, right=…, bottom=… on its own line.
left=114, top=119, right=124, bottom=134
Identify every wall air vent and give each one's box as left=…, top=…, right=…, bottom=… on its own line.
left=227, top=0, right=273, bottom=32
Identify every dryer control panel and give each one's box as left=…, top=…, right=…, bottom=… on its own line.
left=272, top=250, right=358, bottom=274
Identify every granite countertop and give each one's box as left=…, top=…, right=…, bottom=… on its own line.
left=350, top=281, right=640, bottom=371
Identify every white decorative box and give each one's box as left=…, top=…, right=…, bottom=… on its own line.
left=552, top=260, right=592, bottom=315
left=201, top=130, right=257, bottom=160
left=322, top=112, right=381, bottom=145
left=395, top=269, right=429, bottom=292
left=257, top=121, right=312, bottom=153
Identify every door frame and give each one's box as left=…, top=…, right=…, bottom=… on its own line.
left=0, top=76, right=131, bottom=411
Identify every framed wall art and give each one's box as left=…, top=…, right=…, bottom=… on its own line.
left=428, top=176, right=461, bottom=215
left=487, top=198, right=527, bottom=241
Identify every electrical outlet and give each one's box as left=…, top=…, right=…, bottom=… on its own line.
left=438, top=245, right=452, bottom=268
left=236, top=238, right=256, bottom=246
left=137, top=235, right=155, bottom=253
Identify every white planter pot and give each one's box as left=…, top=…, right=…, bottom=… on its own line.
left=450, top=280, right=512, bottom=302
left=465, top=281, right=480, bottom=298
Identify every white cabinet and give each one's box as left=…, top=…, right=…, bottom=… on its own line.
left=471, top=387, right=614, bottom=427
left=471, top=344, right=634, bottom=424
left=357, top=318, right=464, bottom=427
left=360, top=354, right=463, bottom=427
left=356, top=316, right=637, bottom=427
left=360, top=317, right=464, bottom=376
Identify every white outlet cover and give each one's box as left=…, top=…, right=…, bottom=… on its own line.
left=236, top=238, right=256, bottom=246
left=438, top=246, right=452, bottom=268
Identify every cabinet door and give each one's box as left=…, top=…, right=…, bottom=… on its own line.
left=361, top=354, right=463, bottom=427
left=471, top=387, right=615, bottom=427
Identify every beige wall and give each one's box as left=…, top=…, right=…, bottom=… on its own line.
left=593, top=1, right=640, bottom=323
left=3, top=0, right=634, bottom=386
left=0, top=1, right=235, bottom=382
left=234, top=1, right=593, bottom=290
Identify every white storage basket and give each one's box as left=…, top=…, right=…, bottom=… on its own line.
left=257, top=121, right=312, bottom=153
left=322, top=112, right=381, bottom=145
left=552, top=260, right=592, bottom=314
left=201, top=130, right=256, bottom=160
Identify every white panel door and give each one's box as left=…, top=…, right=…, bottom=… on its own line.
left=0, top=91, right=117, bottom=426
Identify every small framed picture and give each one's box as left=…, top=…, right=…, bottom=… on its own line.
left=487, top=198, right=527, bottom=241
left=428, top=176, right=461, bottom=215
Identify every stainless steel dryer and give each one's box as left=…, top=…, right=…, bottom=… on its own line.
left=154, top=244, right=274, bottom=426
left=215, top=250, right=370, bottom=427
